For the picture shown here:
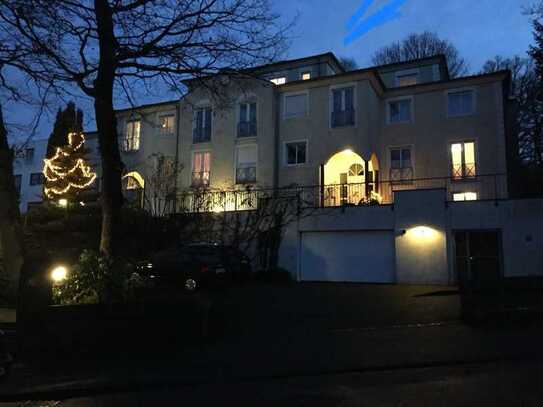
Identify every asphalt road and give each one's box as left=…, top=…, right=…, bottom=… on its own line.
left=3, top=360, right=543, bottom=406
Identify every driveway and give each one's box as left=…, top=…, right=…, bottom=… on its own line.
left=211, top=282, right=461, bottom=338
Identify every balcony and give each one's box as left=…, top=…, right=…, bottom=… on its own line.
left=191, top=171, right=210, bottom=187
left=168, top=173, right=507, bottom=214
left=193, top=126, right=211, bottom=143
left=237, top=121, right=257, bottom=138
left=331, top=109, right=355, bottom=128
left=236, top=166, right=256, bottom=184
left=452, top=163, right=476, bottom=179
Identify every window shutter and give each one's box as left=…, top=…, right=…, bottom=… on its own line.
left=285, top=94, right=307, bottom=117
left=237, top=145, right=257, bottom=166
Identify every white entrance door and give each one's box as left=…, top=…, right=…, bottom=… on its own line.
left=300, top=231, right=395, bottom=283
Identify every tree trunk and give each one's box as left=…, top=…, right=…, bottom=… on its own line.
left=94, top=0, right=123, bottom=258
left=0, top=104, right=25, bottom=301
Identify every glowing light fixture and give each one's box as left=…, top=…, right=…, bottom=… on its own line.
left=51, top=265, right=68, bottom=283
left=410, top=226, right=435, bottom=238
left=58, top=198, right=68, bottom=207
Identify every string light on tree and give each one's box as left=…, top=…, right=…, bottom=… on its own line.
left=43, top=132, right=97, bottom=201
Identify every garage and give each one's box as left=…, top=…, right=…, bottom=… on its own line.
left=299, top=230, right=396, bottom=283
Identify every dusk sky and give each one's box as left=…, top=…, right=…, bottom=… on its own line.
left=3, top=0, right=536, bottom=141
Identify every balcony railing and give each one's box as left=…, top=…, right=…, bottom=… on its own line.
left=193, top=126, right=211, bottom=143
left=156, top=173, right=508, bottom=215
left=452, top=163, right=476, bottom=179
left=236, top=166, right=256, bottom=184
left=191, top=171, right=210, bottom=187
left=331, top=109, right=355, bottom=127
left=237, top=121, right=257, bottom=138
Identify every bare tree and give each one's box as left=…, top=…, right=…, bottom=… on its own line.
left=371, top=31, right=469, bottom=78
left=0, top=104, right=24, bottom=300
left=0, top=0, right=290, bottom=257
left=339, top=56, right=358, bottom=72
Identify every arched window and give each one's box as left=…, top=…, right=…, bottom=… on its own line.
left=348, top=163, right=364, bottom=177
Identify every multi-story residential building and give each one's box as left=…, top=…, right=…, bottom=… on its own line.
left=175, top=53, right=509, bottom=206
left=88, top=52, right=543, bottom=285
left=12, top=139, right=48, bottom=213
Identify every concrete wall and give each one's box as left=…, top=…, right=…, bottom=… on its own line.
left=278, top=188, right=543, bottom=285
left=394, top=189, right=449, bottom=284
left=448, top=199, right=543, bottom=279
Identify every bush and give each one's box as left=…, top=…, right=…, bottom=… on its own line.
left=52, top=250, right=138, bottom=305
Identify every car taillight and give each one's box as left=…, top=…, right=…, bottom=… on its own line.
left=200, top=265, right=209, bottom=273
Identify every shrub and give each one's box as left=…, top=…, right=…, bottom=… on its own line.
left=52, top=250, right=133, bottom=305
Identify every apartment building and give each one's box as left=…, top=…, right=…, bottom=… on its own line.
left=12, top=139, right=48, bottom=213
left=101, top=52, right=543, bottom=285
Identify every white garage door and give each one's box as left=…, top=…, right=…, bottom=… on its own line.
left=300, top=231, right=395, bottom=283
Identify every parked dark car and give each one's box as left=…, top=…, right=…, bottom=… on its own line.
left=136, top=243, right=251, bottom=291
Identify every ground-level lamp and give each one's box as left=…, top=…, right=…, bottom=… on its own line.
left=50, top=265, right=68, bottom=284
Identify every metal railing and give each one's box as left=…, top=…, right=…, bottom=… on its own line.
left=151, top=173, right=508, bottom=215
left=237, top=121, right=257, bottom=138
left=331, top=109, right=355, bottom=127
left=192, top=126, right=211, bottom=143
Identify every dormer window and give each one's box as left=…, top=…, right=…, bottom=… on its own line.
left=270, top=77, right=286, bottom=85
left=395, top=70, right=419, bottom=87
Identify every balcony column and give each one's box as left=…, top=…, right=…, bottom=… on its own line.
left=319, top=164, right=325, bottom=207
left=364, top=160, right=370, bottom=198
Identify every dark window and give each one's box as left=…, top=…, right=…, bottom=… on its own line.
left=390, top=147, right=413, bottom=182
left=389, top=99, right=411, bottom=123
left=238, top=102, right=257, bottom=137
left=24, top=148, right=34, bottom=164
left=193, top=108, right=212, bottom=143
left=14, top=175, right=21, bottom=195
left=331, top=87, right=355, bottom=127
left=285, top=142, right=306, bottom=165
left=29, top=172, right=44, bottom=186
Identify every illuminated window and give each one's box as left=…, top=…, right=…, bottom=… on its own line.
left=126, top=176, right=140, bottom=190
left=451, top=141, right=476, bottom=179
left=285, top=141, right=307, bottom=165
left=123, top=120, right=141, bottom=152
left=349, top=163, right=364, bottom=176
left=192, top=151, right=211, bottom=187
left=236, top=144, right=257, bottom=184
left=388, top=99, right=412, bottom=123
left=301, top=72, right=311, bottom=80
left=193, top=107, right=212, bottom=143
left=448, top=90, right=474, bottom=117
left=270, top=77, right=286, bottom=85
left=159, top=114, right=175, bottom=136
left=453, top=192, right=478, bottom=201
left=396, top=73, right=418, bottom=87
